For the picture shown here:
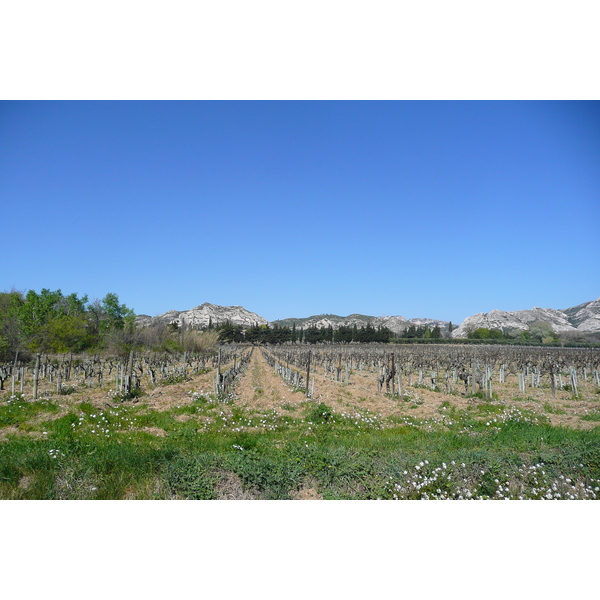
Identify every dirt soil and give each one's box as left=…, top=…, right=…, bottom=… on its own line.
left=237, top=348, right=600, bottom=431
left=1, top=347, right=599, bottom=433
left=235, top=348, right=308, bottom=412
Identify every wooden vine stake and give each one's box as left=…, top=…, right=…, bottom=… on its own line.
left=397, top=367, right=403, bottom=400
left=126, top=350, right=134, bottom=395
left=33, top=353, right=41, bottom=400
left=215, top=347, right=222, bottom=395
left=570, top=366, right=578, bottom=397
left=306, top=350, right=311, bottom=398
left=11, top=350, right=19, bottom=395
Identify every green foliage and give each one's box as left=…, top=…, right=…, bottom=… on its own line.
left=109, top=387, right=145, bottom=402
left=1, top=415, right=600, bottom=499
left=475, top=402, right=508, bottom=415
left=0, top=291, right=25, bottom=360
left=227, top=448, right=303, bottom=499
left=40, top=314, right=91, bottom=353
left=402, top=324, right=443, bottom=340
left=0, top=288, right=135, bottom=355
left=306, top=402, right=335, bottom=424
left=217, top=321, right=245, bottom=343
left=468, top=327, right=504, bottom=340
left=0, top=395, right=59, bottom=428
left=158, top=338, right=184, bottom=353
left=527, top=320, right=559, bottom=344
left=467, top=390, right=500, bottom=401
left=160, top=373, right=191, bottom=386
left=100, top=293, right=135, bottom=331
left=164, top=454, right=218, bottom=499
left=243, top=322, right=393, bottom=345
left=581, top=411, right=600, bottom=422
left=3, top=357, right=600, bottom=499
left=333, top=323, right=392, bottom=343
left=544, top=402, right=567, bottom=415
left=58, top=385, right=77, bottom=395
left=20, top=289, right=67, bottom=338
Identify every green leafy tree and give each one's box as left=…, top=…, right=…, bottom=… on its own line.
left=527, top=321, right=558, bottom=344
left=15, top=288, right=90, bottom=351
left=19, top=289, right=64, bottom=341
left=86, top=293, right=135, bottom=348
left=0, top=291, right=25, bottom=359
left=101, top=293, right=135, bottom=330
left=468, top=327, right=504, bottom=340
left=218, top=321, right=245, bottom=343
left=40, top=314, right=91, bottom=353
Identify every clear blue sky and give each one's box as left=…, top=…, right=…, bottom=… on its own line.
left=1, top=101, right=599, bottom=324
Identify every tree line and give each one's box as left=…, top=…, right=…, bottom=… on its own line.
left=3, top=288, right=596, bottom=361
left=0, top=288, right=136, bottom=359
left=466, top=321, right=559, bottom=343
left=215, top=321, right=395, bottom=344
left=0, top=288, right=225, bottom=360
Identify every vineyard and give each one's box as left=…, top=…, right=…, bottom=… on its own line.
left=1, top=343, right=600, bottom=499
left=261, top=344, right=600, bottom=414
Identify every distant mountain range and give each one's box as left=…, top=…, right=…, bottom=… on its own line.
left=451, top=298, right=600, bottom=338
left=135, top=303, right=269, bottom=329
left=135, top=297, right=600, bottom=338
left=270, top=314, right=448, bottom=335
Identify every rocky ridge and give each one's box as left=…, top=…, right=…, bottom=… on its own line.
left=451, top=298, right=600, bottom=338
left=135, top=297, right=600, bottom=338
left=271, top=314, right=448, bottom=336
left=137, top=305, right=448, bottom=336
left=135, top=303, right=269, bottom=329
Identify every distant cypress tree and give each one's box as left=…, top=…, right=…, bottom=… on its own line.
left=327, top=325, right=334, bottom=343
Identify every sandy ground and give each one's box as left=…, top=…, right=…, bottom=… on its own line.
left=235, top=348, right=308, bottom=412
left=2, top=347, right=598, bottom=500
left=249, top=347, right=600, bottom=430
left=1, top=346, right=599, bottom=432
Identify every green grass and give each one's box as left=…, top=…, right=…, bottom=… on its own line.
left=581, top=411, right=600, bottom=422
left=0, top=394, right=60, bottom=429
left=1, top=393, right=600, bottom=499
left=474, top=402, right=508, bottom=415
left=544, top=402, right=567, bottom=415
left=160, top=373, right=192, bottom=386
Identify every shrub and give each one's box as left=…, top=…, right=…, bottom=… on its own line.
left=160, top=373, right=191, bottom=386
left=164, top=455, right=218, bottom=499
left=108, top=387, right=145, bottom=402
left=227, top=448, right=302, bottom=499
left=59, top=385, right=77, bottom=395
left=306, top=402, right=335, bottom=424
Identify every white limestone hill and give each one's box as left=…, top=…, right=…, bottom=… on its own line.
left=451, top=298, right=600, bottom=338
left=135, top=303, right=268, bottom=329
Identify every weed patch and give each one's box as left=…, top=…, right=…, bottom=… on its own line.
left=161, top=374, right=192, bottom=386
left=0, top=394, right=59, bottom=428
left=164, top=454, right=219, bottom=499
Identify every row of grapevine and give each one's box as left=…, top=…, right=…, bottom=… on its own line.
left=260, top=343, right=600, bottom=399
left=0, top=346, right=250, bottom=400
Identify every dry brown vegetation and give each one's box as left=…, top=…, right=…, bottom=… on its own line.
left=2, top=344, right=600, bottom=435
left=2, top=344, right=600, bottom=500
